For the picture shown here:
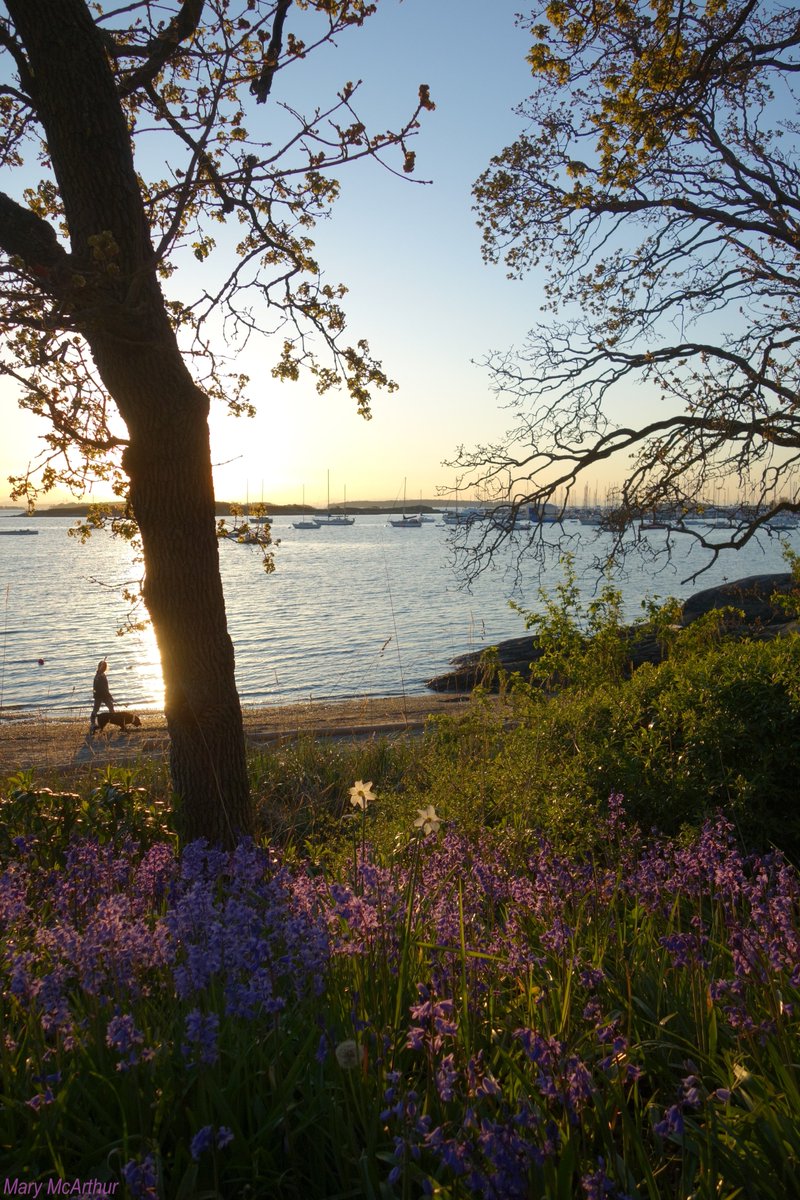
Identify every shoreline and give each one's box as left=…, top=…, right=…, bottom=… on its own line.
left=0, top=692, right=477, bottom=776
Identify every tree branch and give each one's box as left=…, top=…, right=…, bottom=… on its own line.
left=250, top=0, right=292, bottom=104
left=117, top=0, right=206, bottom=98
left=0, top=191, right=71, bottom=290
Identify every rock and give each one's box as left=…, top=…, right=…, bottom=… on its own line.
left=426, top=573, right=799, bottom=693
left=426, top=635, right=543, bottom=693
left=680, top=573, right=795, bottom=625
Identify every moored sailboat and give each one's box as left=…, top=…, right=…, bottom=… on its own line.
left=315, top=473, right=355, bottom=526
left=389, top=478, right=423, bottom=527
left=293, top=485, right=320, bottom=529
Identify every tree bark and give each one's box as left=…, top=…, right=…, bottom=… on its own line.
left=99, top=332, right=253, bottom=847
left=5, top=0, right=253, bottom=844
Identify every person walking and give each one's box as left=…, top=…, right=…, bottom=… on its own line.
left=89, top=659, right=115, bottom=735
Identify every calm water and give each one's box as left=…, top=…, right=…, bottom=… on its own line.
left=1, top=513, right=797, bottom=717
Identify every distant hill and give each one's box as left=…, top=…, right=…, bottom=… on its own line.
left=27, top=500, right=446, bottom=517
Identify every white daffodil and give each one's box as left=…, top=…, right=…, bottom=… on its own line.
left=413, top=804, right=441, bottom=836
left=349, top=780, right=376, bottom=810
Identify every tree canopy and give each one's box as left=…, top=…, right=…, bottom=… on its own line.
left=0, top=0, right=432, bottom=505
left=0, top=0, right=431, bottom=844
left=459, top=0, right=800, bottom=571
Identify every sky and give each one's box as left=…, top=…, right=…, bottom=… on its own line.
left=0, top=0, right=547, bottom=510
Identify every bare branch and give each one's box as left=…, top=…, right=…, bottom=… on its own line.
left=459, top=0, right=800, bottom=578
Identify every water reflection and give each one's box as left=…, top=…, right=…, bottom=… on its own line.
left=0, top=514, right=796, bottom=716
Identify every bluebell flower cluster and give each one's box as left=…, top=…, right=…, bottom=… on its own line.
left=189, top=1121, right=235, bottom=1160
left=2, top=800, right=799, bottom=1196
left=121, top=1153, right=159, bottom=1199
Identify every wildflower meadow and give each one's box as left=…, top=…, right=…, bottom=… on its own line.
left=2, top=582, right=800, bottom=1197
left=1, top=775, right=799, bottom=1198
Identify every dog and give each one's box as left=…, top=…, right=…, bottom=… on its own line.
left=96, top=711, right=142, bottom=732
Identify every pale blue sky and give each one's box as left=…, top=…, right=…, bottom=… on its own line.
left=0, top=0, right=554, bottom=508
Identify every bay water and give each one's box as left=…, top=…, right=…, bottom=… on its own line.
left=1, top=512, right=796, bottom=718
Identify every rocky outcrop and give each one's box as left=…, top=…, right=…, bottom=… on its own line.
left=426, top=573, right=799, bottom=693
left=680, top=572, right=795, bottom=624
left=426, top=636, right=539, bottom=693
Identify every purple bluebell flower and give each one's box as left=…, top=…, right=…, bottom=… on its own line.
left=653, top=1103, right=685, bottom=1138
left=216, top=1126, right=234, bottom=1149
left=26, top=1087, right=55, bottom=1110
left=181, top=1008, right=220, bottom=1067
left=122, top=1153, right=159, bottom=1199
left=106, top=1012, right=145, bottom=1070
left=436, top=1053, right=459, bottom=1102
left=581, top=1157, right=621, bottom=1198
left=190, top=1124, right=215, bottom=1160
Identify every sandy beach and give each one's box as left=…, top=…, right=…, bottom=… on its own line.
left=0, top=692, right=477, bottom=777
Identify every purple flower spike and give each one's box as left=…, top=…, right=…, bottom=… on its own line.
left=181, top=1008, right=220, bottom=1067
left=122, top=1154, right=159, bottom=1199
left=106, top=1012, right=145, bottom=1070
left=190, top=1124, right=214, bottom=1160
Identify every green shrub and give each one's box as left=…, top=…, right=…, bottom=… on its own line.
left=0, top=766, right=175, bottom=863
left=416, top=562, right=800, bottom=859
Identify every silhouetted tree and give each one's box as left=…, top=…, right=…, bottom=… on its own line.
left=459, top=0, right=800, bottom=571
left=0, top=0, right=432, bottom=843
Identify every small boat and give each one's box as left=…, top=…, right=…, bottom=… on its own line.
left=763, top=514, right=799, bottom=531
left=441, top=507, right=485, bottom=526
left=0, top=529, right=39, bottom=536
left=293, top=486, right=321, bottom=529
left=488, top=505, right=531, bottom=531
left=417, top=493, right=436, bottom=521
left=529, top=507, right=562, bottom=525
left=226, top=524, right=271, bottom=545
left=316, top=514, right=355, bottom=526
left=389, top=479, right=423, bottom=528
left=389, top=514, right=423, bottom=528
left=315, top=473, right=355, bottom=526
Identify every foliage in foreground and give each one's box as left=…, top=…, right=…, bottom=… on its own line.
left=410, top=564, right=800, bottom=861
left=2, top=566, right=800, bottom=1195
left=1, top=784, right=798, bottom=1199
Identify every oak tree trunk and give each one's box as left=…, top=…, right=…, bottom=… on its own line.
left=104, top=337, right=253, bottom=848
left=7, top=0, right=253, bottom=844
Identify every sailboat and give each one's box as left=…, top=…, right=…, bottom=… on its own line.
left=293, top=485, right=320, bottom=529
left=389, top=479, right=422, bottom=527
left=316, top=472, right=355, bottom=526
left=227, top=484, right=271, bottom=544
left=418, top=490, right=436, bottom=521
left=441, top=487, right=484, bottom=525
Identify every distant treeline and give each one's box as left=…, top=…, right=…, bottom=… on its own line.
left=13, top=501, right=442, bottom=517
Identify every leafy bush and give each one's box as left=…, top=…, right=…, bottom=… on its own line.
left=416, top=561, right=800, bottom=859
left=608, top=638, right=800, bottom=851
left=0, top=767, right=175, bottom=863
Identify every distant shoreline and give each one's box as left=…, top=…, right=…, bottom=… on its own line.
left=0, top=502, right=444, bottom=518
